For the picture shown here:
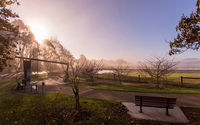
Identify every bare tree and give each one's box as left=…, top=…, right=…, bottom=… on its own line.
left=69, top=59, right=86, bottom=111
left=138, top=57, right=177, bottom=87
left=82, top=60, right=103, bottom=83
left=113, top=65, right=130, bottom=84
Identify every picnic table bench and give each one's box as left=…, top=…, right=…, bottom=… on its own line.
left=135, top=95, right=176, bottom=115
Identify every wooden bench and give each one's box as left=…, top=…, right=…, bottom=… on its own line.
left=135, top=95, right=176, bottom=115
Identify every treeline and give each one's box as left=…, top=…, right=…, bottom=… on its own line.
left=2, top=20, right=73, bottom=73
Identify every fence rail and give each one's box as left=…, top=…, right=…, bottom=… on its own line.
left=180, top=76, right=200, bottom=85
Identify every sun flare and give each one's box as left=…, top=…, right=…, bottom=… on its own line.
left=29, top=22, right=49, bottom=44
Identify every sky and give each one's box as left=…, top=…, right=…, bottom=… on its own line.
left=12, top=0, right=198, bottom=64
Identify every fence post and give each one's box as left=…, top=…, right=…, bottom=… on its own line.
left=138, top=75, right=141, bottom=83
left=181, top=76, right=183, bottom=86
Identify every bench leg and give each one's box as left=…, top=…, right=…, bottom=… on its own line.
left=139, top=96, right=143, bottom=113
left=140, top=105, right=143, bottom=113
left=166, top=107, right=169, bottom=115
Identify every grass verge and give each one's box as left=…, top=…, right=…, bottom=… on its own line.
left=79, top=82, right=200, bottom=94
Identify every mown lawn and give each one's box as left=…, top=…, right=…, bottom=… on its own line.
left=129, top=71, right=200, bottom=85
left=1, top=78, right=200, bottom=124
left=78, top=79, right=200, bottom=94
left=99, top=71, right=200, bottom=85
left=0, top=79, right=127, bottom=125
left=93, top=71, right=200, bottom=93
left=0, top=78, right=174, bottom=125
left=81, top=84, right=200, bottom=94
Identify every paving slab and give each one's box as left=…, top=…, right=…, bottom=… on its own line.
left=122, top=102, right=189, bottom=123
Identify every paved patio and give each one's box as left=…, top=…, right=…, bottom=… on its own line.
left=122, top=102, right=189, bottom=123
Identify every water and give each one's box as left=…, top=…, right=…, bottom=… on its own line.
left=98, top=70, right=113, bottom=74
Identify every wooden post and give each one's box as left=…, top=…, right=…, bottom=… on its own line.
left=64, top=64, right=69, bottom=83
left=23, top=60, right=31, bottom=82
left=42, top=82, right=45, bottom=94
left=138, top=75, right=141, bottom=83
left=181, top=76, right=183, bottom=86
left=113, top=74, right=116, bottom=80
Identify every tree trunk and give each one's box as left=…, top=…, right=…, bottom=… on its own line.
left=73, top=87, right=80, bottom=111
left=64, top=65, right=69, bottom=83
left=156, top=76, right=160, bottom=88
left=90, top=75, right=94, bottom=83
left=75, top=93, right=80, bottom=110
left=118, top=76, right=122, bottom=85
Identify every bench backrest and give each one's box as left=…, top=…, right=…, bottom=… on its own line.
left=135, top=95, right=176, bottom=109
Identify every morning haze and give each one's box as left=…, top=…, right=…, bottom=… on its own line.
left=12, top=0, right=198, bottom=63
left=1, top=0, right=200, bottom=124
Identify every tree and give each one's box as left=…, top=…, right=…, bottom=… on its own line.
left=42, top=38, right=73, bottom=73
left=0, top=0, right=20, bottom=72
left=113, top=65, right=130, bottom=85
left=169, top=0, right=200, bottom=55
left=12, top=20, right=39, bottom=72
left=69, top=59, right=86, bottom=111
left=82, top=60, right=103, bottom=83
left=138, top=57, right=177, bottom=87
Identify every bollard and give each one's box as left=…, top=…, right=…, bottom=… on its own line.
left=42, top=82, right=45, bottom=94
left=35, top=85, right=38, bottom=93
left=181, top=76, right=183, bottom=86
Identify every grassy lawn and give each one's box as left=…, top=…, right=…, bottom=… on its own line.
left=79, top=81, right=200, bottom=94
left=129, top=71, right=200, bottom=85
left=0, top=79, right=124, bottom=125
left=86, top=71, right=200, bottom=93
left=0, top=78, right=170, bottom=125
left=1, top=77, right=200, bottom=124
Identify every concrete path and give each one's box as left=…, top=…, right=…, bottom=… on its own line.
left=31, top=82, right=200, bottom=108
left=122, top=102, right=189, bottom=123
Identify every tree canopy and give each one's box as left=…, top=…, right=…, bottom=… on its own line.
left=169, top=0, right=200, bottom=55
left=0, top=0, right=19, bottom=72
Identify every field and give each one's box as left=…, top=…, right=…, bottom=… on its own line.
left=1, top=78, right=194, bottom=125
left=77, top=71, right=200, bottom=94
left=1, top=72, right=200, bottom=124
left=0, top=78, right=133, bottom=125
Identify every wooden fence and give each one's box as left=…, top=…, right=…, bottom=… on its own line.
left=180, top=76, right=200, bottom=86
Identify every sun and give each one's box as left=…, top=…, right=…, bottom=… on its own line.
left=29, top=22, right=49, bottom=44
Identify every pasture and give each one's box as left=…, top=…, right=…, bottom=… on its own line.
left=77, top=70, right=200, bottom=94
left=1, top=71, right=200, bottom=124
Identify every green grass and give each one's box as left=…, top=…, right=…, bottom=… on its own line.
left=99, top=71, right=200, bottom=84
left=0, top=75, right=199, bottom=124
left=78, top=75, right=200, bottom=94
left=0, top=78, right=137, bottom=125
left=82, top=84, right=200, bottom=94
left=97, top=71, right=200, bottom=89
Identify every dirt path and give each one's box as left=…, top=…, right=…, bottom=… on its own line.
left=30, top=83, right=200, bottom=108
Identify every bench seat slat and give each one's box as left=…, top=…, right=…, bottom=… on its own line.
left=135, top=100, right=176, bottom=104
left=135, top=103, right=174, bottom=108
left=135, top=99, right=176, bottom=104
left=135, top=101, right=176, bottom=105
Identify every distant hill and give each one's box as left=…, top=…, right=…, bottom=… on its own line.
left=93, top=57, right=200, bottom=70
left=176, top=58, right=200, bottom=70
left=101, top=59, right=135, bottom=68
